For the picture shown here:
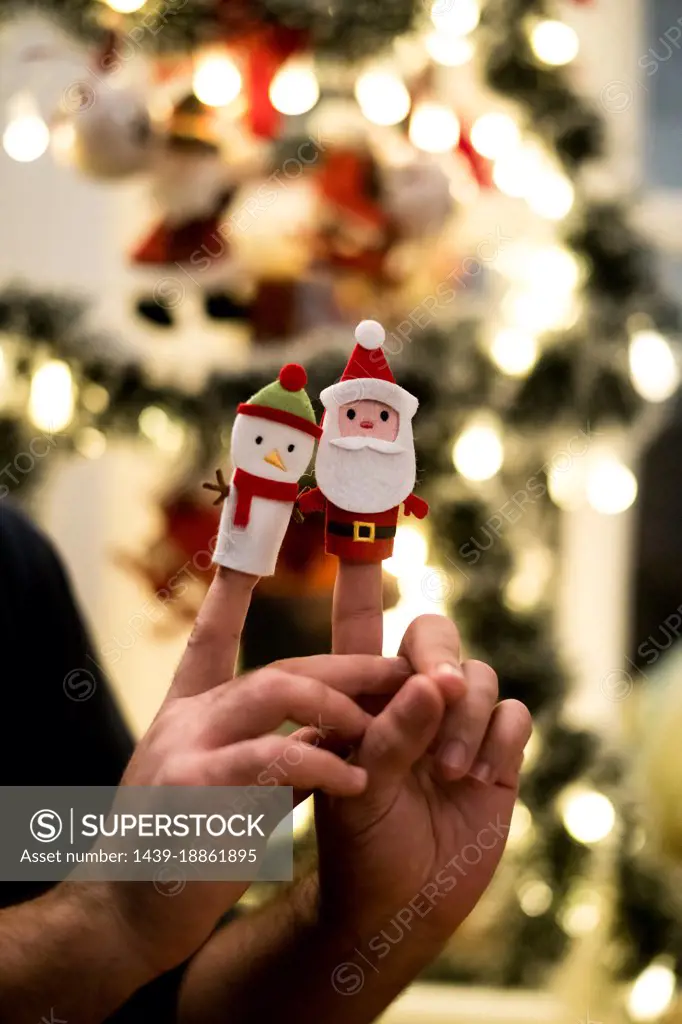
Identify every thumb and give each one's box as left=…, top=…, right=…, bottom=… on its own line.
left=358, top=675, right=444, bottom=785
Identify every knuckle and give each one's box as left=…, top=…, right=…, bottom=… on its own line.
left=252, top=668, right=289, bottom=704
left=186, top=613, right=221, bottom=654
left=158, top=757, right=200, bottom=787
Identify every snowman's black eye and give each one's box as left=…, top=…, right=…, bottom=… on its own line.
left=346, top=409, right=356, bottom=420
left=255, top=436, right=264, bottom=445
left=380, top=411, right=390, bottom=422
left=288, top=444, right=295, bottom=453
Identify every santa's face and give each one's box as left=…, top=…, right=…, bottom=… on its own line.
left=338, top=400, right=399, bottom=443
left=231, top=415, right=315, bottom=484
left=315, top=398, right=416, bottom=514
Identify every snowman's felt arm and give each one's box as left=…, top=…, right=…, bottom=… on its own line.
left=403, top=493, right=429, bottom=520
left=297, top=487, right=326, bottom=516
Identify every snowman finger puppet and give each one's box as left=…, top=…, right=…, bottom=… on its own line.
left=211, top=365, right=322, bottom=578
left=297, top=320, right=429, bottom=564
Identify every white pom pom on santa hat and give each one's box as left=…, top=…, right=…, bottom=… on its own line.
left=355, top=319, right=386, bottom=351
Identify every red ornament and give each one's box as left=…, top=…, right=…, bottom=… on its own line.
left=457, top=125, right=494, bottom=189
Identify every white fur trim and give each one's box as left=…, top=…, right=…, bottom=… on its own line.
left=320, top=378, right=418, bottom=419
left=355, top=320, right=386, bottom=350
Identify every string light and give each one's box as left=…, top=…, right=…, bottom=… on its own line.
left=384, top=524, right=428, bottom=580
left=431, top=0, right=480, bottom=37
left=409, top=102, right=460, bottom=154
left=526, top=172, right=574, bottom=220
left=270, top=58, right=320, bottom=116
left=355, top=69, right=411, bottom=127
left=629, top=329, right=680, bottom=403
left=560, top=788, right=615, bottom=845
left=75, top=427, right=107, bottom=460
left=505, top=547, right=552, bottom=612
left=139, top=406, right=186, bottom=454
left=558, top=887, right=602, bottom=938
left=492, top=142, right=545, bottom=199
left=3, top=93, right=50, bottom=164
left=425, top=33, right=474, bottom=67
left=628, top=961, right=676, bottom=1022
left=470, top=113, right=520, bottom=160
left=530, top=20, right=580, bottom=67
left=503, top=288, right=578, bottom=333
left=193, top=52, right=242, bottom=108
left=523, top=246, right=581, bottom=293
left=547, top=458, right=585, bottom=511
left=81, top=383, right=110, bottom=415
left=29, top=361, right=75, bottom=432
left=586, top=452, right=638, bottom=515
left=490, top=328, right=538, bottom=377
left=518, top=879, right=553, bottom=917
left=104, top=0, right=146, bottom=10
left=452, top=417, right=504, bottom=481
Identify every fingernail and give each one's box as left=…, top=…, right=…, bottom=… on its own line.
left=435, top=663, right=461, bottom=677
left=469, top=762, right=493, bottom=785
left=440, top=739, right=467, bottom=772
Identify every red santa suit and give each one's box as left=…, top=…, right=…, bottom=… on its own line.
left=297, top=489, right=428, bottom=563
left=298, top=319, right=429, bottom=564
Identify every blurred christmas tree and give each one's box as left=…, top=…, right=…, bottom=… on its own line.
left=2, top=0, right=682, bottom=1019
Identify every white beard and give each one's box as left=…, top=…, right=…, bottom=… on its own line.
left=315, top=435, right=416, bottom=513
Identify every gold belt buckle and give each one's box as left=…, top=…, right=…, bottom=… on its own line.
left=353, top=521, right=376, bottom=543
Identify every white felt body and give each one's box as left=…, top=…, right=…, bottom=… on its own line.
left=214, top=482, right=294, bottom=577
left=213, top=411, right=316, bottom=578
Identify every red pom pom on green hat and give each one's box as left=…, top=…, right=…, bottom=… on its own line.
left=279, top=363, right=308, bottom=392
left=237, top=363, right=321, bottom=440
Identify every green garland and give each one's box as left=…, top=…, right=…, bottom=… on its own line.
left=0, top=0, right=420, bottom=57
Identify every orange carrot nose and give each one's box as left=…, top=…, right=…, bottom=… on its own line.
left=264, top=449, right=286, bottom=472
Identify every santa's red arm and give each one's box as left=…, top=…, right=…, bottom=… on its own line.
left=403, top=494, right=429, bottom=519
left=297, top=487, right=326, bottom=516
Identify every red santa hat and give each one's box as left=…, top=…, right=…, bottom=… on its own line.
left=320, top=320, right=418, bottom=420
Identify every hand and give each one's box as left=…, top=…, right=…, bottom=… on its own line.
left=315, top=566, right=532, bottom=968
left=103, top=569, right=410, bottom=977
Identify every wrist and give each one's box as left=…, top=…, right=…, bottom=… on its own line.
left=317, top=879, right=445, bottom=977
left=59, top=882, right=164, bottom=988
left=0, top=883, right=160, bottom=1024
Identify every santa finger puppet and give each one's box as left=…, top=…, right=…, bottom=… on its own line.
left=297, top=321, right=429, bottom=563
left=209, top=365, right=322, bottom=578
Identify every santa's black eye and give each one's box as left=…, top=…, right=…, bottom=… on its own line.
left=255, top=436, right=264, bottom=445
left=346, top=409, right=356, bottom=420
left=288, top=444, right=295, bottom=453
left=380, top=411, right=390, bottom=422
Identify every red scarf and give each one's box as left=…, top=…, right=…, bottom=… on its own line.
left=233, top=468, right=299, bottom=528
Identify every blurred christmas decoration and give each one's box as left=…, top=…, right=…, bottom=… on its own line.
left=3, top=0, right=682, bottom=1017
left=3, top=91, right=50, bottom=163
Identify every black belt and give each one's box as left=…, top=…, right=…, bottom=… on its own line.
left=328, top=521, right=396, bottom=543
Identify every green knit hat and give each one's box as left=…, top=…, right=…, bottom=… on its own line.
left=237, top=364, right=322, bottom=440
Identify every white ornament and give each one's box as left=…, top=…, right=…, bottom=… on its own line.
left=59, top=80, right=156, bottom=179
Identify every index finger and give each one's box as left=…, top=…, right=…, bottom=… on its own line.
left=170, top=567, right=258, bottom=698
left=332, top=561, right=384, bottom=656
left=398, top=614, right=466, bottom=701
